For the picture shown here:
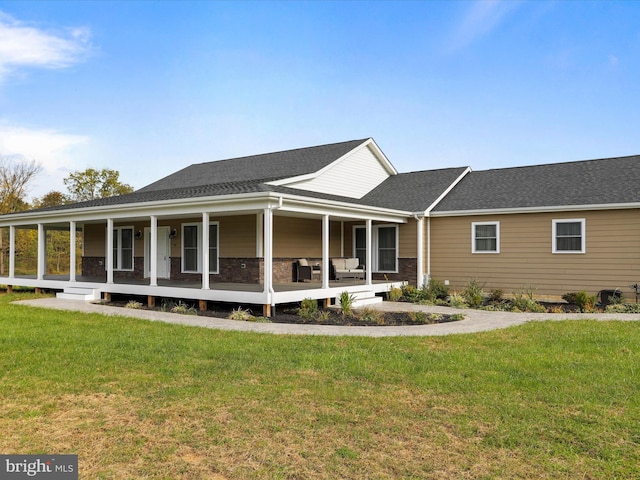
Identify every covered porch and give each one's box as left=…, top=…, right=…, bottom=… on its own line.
left=0, top=192, right=413, bottom=315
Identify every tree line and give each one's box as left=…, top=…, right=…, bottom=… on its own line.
left=0, top=156, right=133, bottom=276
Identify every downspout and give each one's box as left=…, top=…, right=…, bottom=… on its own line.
left=413, top=214, right=425, bottom=288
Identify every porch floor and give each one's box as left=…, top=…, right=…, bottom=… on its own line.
left=12, top=275, right=385, bottom=292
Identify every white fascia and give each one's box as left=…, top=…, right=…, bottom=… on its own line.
left=267, top=138, right=398, bottom=188
left=0, top=190, right=411, bottom=227
left=418, top=167, right=472, bottom=218
left=431, top=202, right=640, bottom=217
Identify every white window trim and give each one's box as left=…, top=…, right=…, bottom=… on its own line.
left=552, top=218, right=586, bottom=254
left=110, top=226, right=134, bottom=271
left=472, top=221, right=500, bottom=254
left=353, top=224, right=398, bottom=273
left=181, top=221, right=220, bottom=273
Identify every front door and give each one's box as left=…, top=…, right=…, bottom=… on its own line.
left=144, top=226, right=171, bottom=279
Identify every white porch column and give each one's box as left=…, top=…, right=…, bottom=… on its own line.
left=37, top=223, right=45, bottom=280
left=416, top=216, right=424, bottom=288
left=340, top=221, right=344, bottom=257
left=69, top=221, right=77, bottom=282
left=150, top=215, right=158, bottom=286
left=9, top=225, right=15, bottom=278
left=365, top=219, right=373, bottom=286
left=256, top=213, right=263, bottom=257
left=263, top=207, right=273, bottom=296
left=322, top=214, right=330, bottom=289
left=106, top=218, right=114, bottom=284
left=202, top=212, right=210, bottom=290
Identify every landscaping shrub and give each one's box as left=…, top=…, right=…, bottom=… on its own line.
left=510, top=290, right=546, bottom=313
left=400, top=284, right=430, bottom=303
left=298, top=298, right=318, bottom=319
left=463, top=279, right=485, bottom=308
left=339, top=291, right=356, bottom=316
left=388, top=287, right=402, bottom=302
left=575, top=290, right=597, bottom=313
left=425, top=279, right=449, bottom=301
left=605, top=303, right=640, bottom=313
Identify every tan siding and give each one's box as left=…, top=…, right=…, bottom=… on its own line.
left=430, top=210, right=640, bottom=300
left=398, top=221, right=416, bottom=258
left=83, top=224, right=105, bottom=256
left=273, top=217, right=322, bottom=257
left=218, top=215, right=256, bottom=257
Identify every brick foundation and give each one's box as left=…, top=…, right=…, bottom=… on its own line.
left=372, top=258, right=417, bottom=284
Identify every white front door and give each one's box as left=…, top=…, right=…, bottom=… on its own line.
left=144, top=226, right=171, bottom=279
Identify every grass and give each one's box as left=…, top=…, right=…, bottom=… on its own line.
left=0, top=292, right=639, bottom=479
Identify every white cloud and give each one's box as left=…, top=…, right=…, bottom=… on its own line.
left=446, top=0, right=521, bottom=53
left=0, top=11, right=91, bottom=81
left=0, top=125, right=89, bottom=197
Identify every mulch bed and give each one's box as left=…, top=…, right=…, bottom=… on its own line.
left=103, top=295, right=462, bottom=326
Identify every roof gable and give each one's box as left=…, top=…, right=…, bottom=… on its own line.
left=138, top=139, right=370, bottom=193
left=433, top=154, right=640, bottom=213
left=267, top=138, right=396, bottom=198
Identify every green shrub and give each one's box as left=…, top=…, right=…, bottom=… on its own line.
left=425, top=279, right=449, bottom=301
left=575, top=290, right=597, bottom=313
left=339, top=291, right=356, bottom=316
left=488, top=289, right=504, bottom=303
left=125, top=300, right=144, bottom=309
left=449, top=313, right=465, bottom=321
left=388, top=287, right=402, bottom=302
left=401, top=285, right=429, bottom=303
left=228, top=307, right=254, bottom=321
left=447, top=292, right=467, bottom=308
left=511, top=291, right=546, bottom=313
left=605, top=303, right=640, bottom=313
left=298, top=298, right=318, bottom=319
left=170, top=301, right=198, bottom=315
left=359, top=307, right=385, bottom=325
left=463, top=279, right=485, bottom=308
left=562, top=292, right=578, bottom=304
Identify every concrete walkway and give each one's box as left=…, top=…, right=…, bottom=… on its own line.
left=14, top=297, right=640, bottom=337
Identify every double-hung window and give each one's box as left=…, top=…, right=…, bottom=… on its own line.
left=112, top=226, right=134, bottom=271
left=553, top=219, right=585, bottom=253
left=472, top=222, right=499, bottom=253
left=353, top=225, right=398, bottom=273
left=182, top=222, right=219, bottom=273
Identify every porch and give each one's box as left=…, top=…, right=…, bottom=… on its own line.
left=1, top=274, right=402, bottom=314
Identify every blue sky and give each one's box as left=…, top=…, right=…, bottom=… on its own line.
left=0, top=1, right=639, bottom=198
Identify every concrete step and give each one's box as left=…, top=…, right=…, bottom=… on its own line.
left=56, top=287, right=101, bottom=301
left=351, top=290, right=383, bottom=308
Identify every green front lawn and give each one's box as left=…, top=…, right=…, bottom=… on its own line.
left=0, top=292, right=639, bottom=479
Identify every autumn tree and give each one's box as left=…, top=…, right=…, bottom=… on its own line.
left=0, top=155, right=42, bottom=214
left=0, top=155, right=42, bottom=274
left=63, top=168, right=134, bottom=202
left=32, top=190, right=67, bottom=209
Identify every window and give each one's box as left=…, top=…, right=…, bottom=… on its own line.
left=354, top=228, right=366, bottom=267
left=377, top=226, right=397, bottom=271
left=353, top=225, right=398, bottom=272
left=472, top=222, right=499, bottom=253
left=112, top=226, right=134, bottom=271
left=182, top=222, right=220, bottom=273
left=553, top=219, right=585, bottom=253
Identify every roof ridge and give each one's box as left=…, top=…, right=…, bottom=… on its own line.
left=473, top=153, right=640, bottom=174
left=187, top=138, right=370, bottom=167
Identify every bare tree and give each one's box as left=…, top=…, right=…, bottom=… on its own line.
left=0, top=155, right=43, bottom=214
left=0, top=155, right=42, bottom=274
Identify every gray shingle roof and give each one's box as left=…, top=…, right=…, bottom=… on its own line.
left=360, top=167, right=469, bottom=212
left=433, top=154, right=640, bottom=212
left=138, top=138, right=369, bottom=192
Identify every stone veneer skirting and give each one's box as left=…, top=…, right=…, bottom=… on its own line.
left=82, top=256, right=418, bottom=285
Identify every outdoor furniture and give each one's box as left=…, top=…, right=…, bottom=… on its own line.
left=331, top=258, right=364, bottom=281
left=294, top=259, right=321, bottom=282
